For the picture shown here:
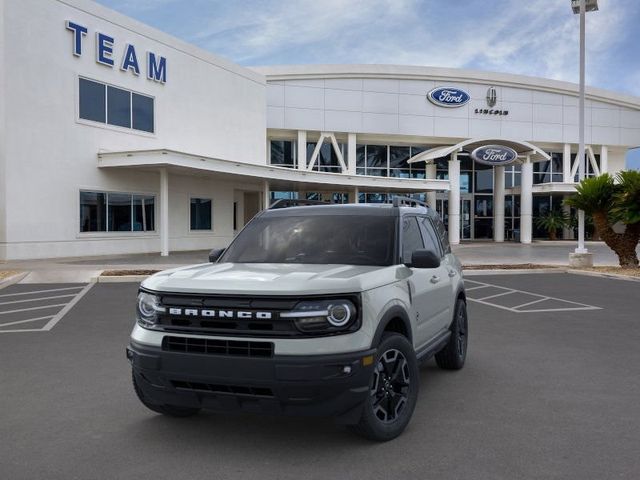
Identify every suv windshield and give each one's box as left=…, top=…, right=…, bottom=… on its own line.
left=220, top=215, right=396, bottom=266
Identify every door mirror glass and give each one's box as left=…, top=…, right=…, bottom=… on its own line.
left=208, top=248, right=225, bottom=263
left=407, top=249, right=440, bottom=269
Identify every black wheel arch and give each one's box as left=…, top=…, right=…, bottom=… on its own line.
left=371, top=306, right=413, bottom=348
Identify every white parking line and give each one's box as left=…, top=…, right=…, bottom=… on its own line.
left=0, top=293, right=78, bottom=306
left=0, top=283, right=95, bottom=333
left=0, top=286, right=84, bottom=298
left=464, top=279, right=601, bottom=313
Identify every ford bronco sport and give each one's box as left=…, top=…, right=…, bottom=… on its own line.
left=128, top=197, right=468, bottom=441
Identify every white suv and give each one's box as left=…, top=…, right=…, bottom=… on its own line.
left=127, top=197, right=468, bottom=441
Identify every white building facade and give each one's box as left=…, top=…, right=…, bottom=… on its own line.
left=1, top=0, right=639, bottom=260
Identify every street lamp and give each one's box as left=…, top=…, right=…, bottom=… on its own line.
left=571, top=0, right=597, bottom=261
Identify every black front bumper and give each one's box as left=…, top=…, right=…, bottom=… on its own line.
left=128, top=340, right=376, bottom=423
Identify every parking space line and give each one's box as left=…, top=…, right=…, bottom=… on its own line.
left=0, top=303, right=68, bottom=315
left=42, top=283, right=95, bottom=331
left=0, top=315, right=54, bottom=328
left=0, top=293, right=78, bottom=306
left=0, top=286, right=84, bottom=298
left=464, top=279, right=601, bottom=313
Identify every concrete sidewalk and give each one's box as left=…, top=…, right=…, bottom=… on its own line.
left=1, top=241, right=637, bottom=283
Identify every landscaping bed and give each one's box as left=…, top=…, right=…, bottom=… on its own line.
left=101, top=270, right=161, bottom=276
left=0, top=270, right=21, bottom=280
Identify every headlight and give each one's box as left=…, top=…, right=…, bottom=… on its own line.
left=281, top=299, right=357, bottom=334
left=136, top=291, right=165, bottom=327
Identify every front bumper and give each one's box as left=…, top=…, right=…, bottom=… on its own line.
left=128, top=340, right=376, bottom=423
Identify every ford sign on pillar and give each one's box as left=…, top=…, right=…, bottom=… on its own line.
left=427, top=87, right=470, bottom=107
left=471, top=145, right=518, bottom=166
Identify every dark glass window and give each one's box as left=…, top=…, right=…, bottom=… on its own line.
left=418, top=217, right=442, bottom=257
left=190, top=198, right=212, bottom=230
left=389, top=146, right=410, bottom=178
left=108, top=193, right=133, bottom=232
left=474, top=196, right=493, bottom=217
left=356, top=145, right=366, bottom=168
left=133, top=195, right=155, bottom=231
left=366, top=145, right=387, bottom=168
left=220, top=215, right=397, bottom=266
left=80, top=191, right=106, bottom=232
left=132, top=93, right=154, bottom=133
left=78, top=78, right=154, bottom=133
left=402, top=217, right=424, bottom=264
left=107, top=86, right=131, bottom=128
left=474, top=163, right=493, bottom=193
left=79, top=79, right=106, bottom=123
left=270, top=141, right=296, bottom=167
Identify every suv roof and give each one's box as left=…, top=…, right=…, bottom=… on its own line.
left=266, top=197, right=437, bottom=218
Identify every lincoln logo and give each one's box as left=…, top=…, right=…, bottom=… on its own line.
left=486, top=86, right=497, bottom=107
left=470, top=145, right=518, bottom=166
left=168, top=308, right=272, bottom=320
left=427, top=87, right=470, bottom=108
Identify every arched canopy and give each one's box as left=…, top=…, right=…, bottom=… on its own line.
left=407, top=138, right=551, bottom=164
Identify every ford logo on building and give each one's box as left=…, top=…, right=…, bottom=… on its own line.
left=427, top=87, right=470, bottom=108
left=471, top=145, right=518, bottom=166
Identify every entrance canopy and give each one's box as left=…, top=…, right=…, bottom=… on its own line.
left=407, top=138, right=551, bottom=164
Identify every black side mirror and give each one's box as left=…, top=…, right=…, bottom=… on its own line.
left=406, top=249, right=440, bottom=269
left=208, top=248, right=225, bottom=263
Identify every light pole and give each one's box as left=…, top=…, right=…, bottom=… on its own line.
left=571, top=0, right=598, bottom=261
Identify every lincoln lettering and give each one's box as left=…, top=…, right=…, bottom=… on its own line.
left=65, top=21, right=167, bottom=83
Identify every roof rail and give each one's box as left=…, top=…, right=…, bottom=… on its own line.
left=269, top=198, right=330, bottom=209
left=391, top=195, right=429, bottom=209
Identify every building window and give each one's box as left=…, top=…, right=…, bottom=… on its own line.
left=78, top=78, right=154, bottom=133
left=534, top=153, right=564, bottom=184
left=190, top=198, right=212, bottom=230
left=270, top=141, right=296, bottom=168
left=356, top=145, right=427, bottom=177
left=80, top=191, right=155, bottom=233
left=306, top=142, right=344, bottom=172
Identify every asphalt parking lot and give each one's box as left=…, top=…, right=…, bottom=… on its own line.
left=1, top=273, right=639, bottom=480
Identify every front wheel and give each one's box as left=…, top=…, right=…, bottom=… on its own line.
left=350, top=333, right=419, bottom=442
left=435, top=298, right=468, bottom=370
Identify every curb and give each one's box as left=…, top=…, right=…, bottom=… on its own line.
left=0, top=271, right=29, bottom=290
left=93, top=275, right=149, bottom=283
left=566, top=269, right=640, bottom=282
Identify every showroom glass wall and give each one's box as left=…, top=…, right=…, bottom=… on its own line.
left=269, top=140, right=575, bottom=240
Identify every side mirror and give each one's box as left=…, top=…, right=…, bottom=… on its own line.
left=407, top=249, right=440, bottom=269
left=208, top=248, right=225, bottom=263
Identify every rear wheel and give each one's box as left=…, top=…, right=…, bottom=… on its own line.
left=350, top=333, right=419, bottom=441
left=435, top=298, right=468, bottom=370
left=132, top=370, right=201, bottom=417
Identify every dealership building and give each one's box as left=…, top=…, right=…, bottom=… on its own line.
left=1, top=0, right=640, bottom=260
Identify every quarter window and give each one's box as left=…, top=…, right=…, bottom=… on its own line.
left=419, top=217, right=443, bottom=257
left=190, top=198, right=212, bottom=230
left=80, top=191, right=155, bottom=232
left=402, top=217, right=424, bottom=264
left=78, top=78, right=154, bottom=133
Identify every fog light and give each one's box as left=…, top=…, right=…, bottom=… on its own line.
left=342, top=365, right=352, bottom=374
left=362, top=355, right=374, bottom=366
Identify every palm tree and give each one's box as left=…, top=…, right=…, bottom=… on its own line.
left=565, top=172, right=640, bottom=267
left=535, top=209, right=569, bottom=240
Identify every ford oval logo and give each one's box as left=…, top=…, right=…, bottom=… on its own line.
left=471, top=145, right=518, bottom=166
left=427, top=87, right=470, bottom=108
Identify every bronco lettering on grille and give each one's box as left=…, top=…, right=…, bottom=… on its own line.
left=167, top=308, right=273, bottom=320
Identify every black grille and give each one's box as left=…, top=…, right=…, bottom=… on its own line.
left=171, top=380, right=274, bottom=397
left=162, top=336, right=274, bottom=358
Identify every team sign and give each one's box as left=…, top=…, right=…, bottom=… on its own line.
left=66, top=21, right=167, bottom=84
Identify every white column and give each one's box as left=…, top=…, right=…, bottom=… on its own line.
left=493, top=165, right=505, bottom=242
left=563, top=143, right=573, bottom=183
left=520, top=157, right=533, bottom=244
left=297, top=130, right=307, bottom=170
left=562, top=198, right=573, bottom=240
left=347, top=133, right=357, bottom=175
left=600, top=145, right=608, bottom=174
left=426, top=163, right=437, bottom=208
left=160, top=168, right=169, bottom=257
left=353, top=187, right=359, bottom=203
left=262, top=180, right=270, bottom=210
left=448, top=154, right=460, bottom=245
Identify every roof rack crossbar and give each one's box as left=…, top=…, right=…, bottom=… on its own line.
left=390, top=195, right=429, bottom=209
left=269, top=198, right=330, bottom=209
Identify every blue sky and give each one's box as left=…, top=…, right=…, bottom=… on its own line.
left=95, top=0, right=640, bottom=169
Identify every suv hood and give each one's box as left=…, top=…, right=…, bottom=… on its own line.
left=142, top=262, right=401, bottom=295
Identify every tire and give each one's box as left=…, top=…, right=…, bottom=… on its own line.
left=350, top=333, right=419, bottom=442
left=132, top=370, right=201, bottom=418
left=435, top=298, right=468, bottom=370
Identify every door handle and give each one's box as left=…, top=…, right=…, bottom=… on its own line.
left=448, top=270, right=457, bottom=277
left=430, top=275, right=440, bottom=284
